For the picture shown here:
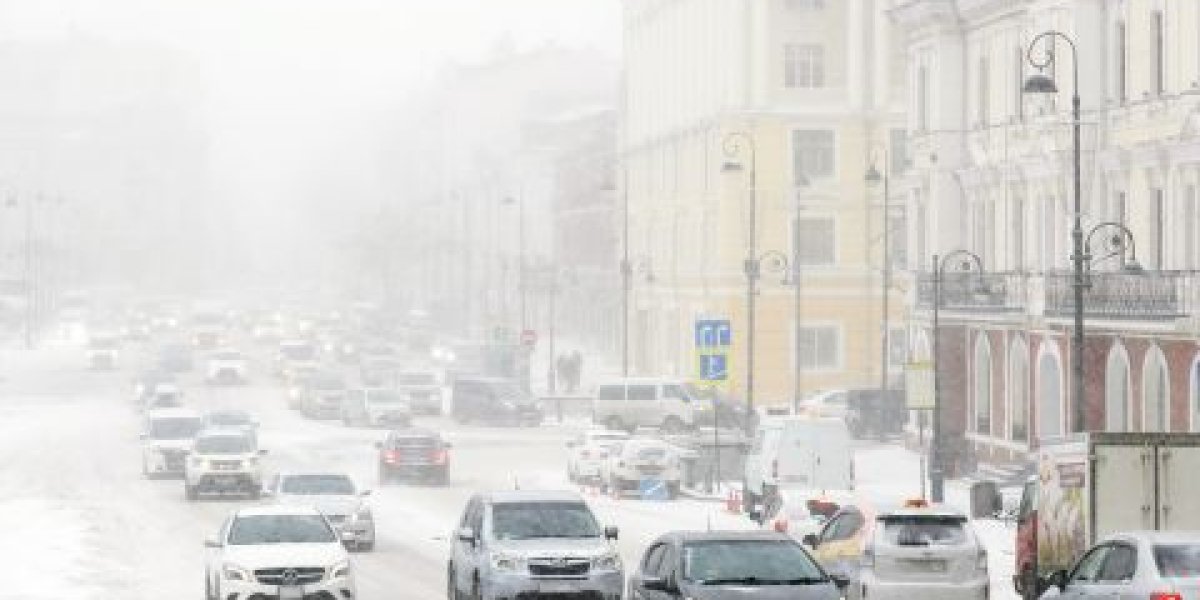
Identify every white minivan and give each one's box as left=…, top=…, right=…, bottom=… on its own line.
left=592, top=377, right=696, bottom=432
left=743, top=416, right=853, bottom=508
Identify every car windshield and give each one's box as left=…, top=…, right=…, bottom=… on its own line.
left=281, top=344, right=315, bottom=360
left=281, top=474, right=356, bottom=495
left=682, top=540, right=826, bottom=584
left=633, top=446, right=668, bottom=460
left=879, top=515, right=968, bottom=546
left=194, top=435, right=254, bottom=454
left=227, top=515, right=337, bottom=545
left=148, top=417, right=202, bottom=440
left=399, top=372, right=435, bottom=385
left=367, top=390, right=403, bottom=404
left=1154, top=544, right=1200, bottom=577
left=206, top=413, right=250, bottom=427
left=491, top=502, right=601, bottom=540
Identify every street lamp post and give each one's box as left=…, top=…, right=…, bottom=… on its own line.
left=1023, top=31, right=1087, bottom=432
left=722, top=132, right=758, bottom=435
left=866, top=150, right=892, bottom=435
left=931, top=250, right=986, bottom=503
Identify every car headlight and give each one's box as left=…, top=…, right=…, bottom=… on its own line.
left=330, top=559, right=351, bottom=580
left=593, top=551, right=622, bottom=571
left=490, top=551, right=526, bottom=571
left=222, top=562, right=251, bottom=581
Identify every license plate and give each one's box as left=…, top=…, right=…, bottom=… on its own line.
left=539, top=581, right=577, bottom=593
left=903, top=559, right=946, bottom=572
left=278, top=585, right=304, bottom=600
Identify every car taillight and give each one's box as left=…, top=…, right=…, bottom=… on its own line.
left=384, top=450, right=400, bottom=463
left=773, top=519, right=788, bottom=533
left=430, top=449, right=449, bottom=464
left=1151, top=593, right=1183, bottom=600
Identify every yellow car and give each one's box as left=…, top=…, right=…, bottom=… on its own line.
left=802, top=501, right=879, bottom=585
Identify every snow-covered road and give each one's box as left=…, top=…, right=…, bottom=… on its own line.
left=0, top=343, right=1017, bottom=600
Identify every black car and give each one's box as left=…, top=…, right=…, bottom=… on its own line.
left=629, top=531, right=843, bottom=600
left=375, top=428, right=451, bottom=484
left=450, top=376, right=542, bottom=426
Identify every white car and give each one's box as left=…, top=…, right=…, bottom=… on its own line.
left=265, top=472, right=375, bottom=552
left=206, top=349, right=248, bottom=384
left=141, top=383, right=184, bottom=412
left=851, top=504, right=988, bottom=600
left=796, top=389, right=850, bottom=419
left=140, top=407, right=203, bottom=478
left=601, top=438, right=682, bottom=498
left=184, top=428, right=266, bottom=501
left=204, top=505, right=355, bottom=600
left=566, top=429, right=630, bottom=483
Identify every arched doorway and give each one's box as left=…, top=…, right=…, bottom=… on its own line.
left=1143, top=346, right=1170, bottom=432
left=1105, top=342, right=1131, bottom=432
left=973, top=334, right=992, bottom=435
left=1037, top=343, right=1064, bottom=438
left=1008, top=337, right=1028, bottom=442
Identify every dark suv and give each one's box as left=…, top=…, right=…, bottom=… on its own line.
left=376, top=428, right=451, bottom=484
left=450, top=377, right=543, bottom=426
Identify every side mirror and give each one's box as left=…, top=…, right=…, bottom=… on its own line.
left=641, top=576, right=676, bottom=593
left=456, top=527, right=476, bottom=544
left=830, top=574, right=850, bottom=590
left=604, top=526, right=619, bottom=540
left=801, top=533, right=819, bottom=548
left=203, top=536, right=221, bottom=549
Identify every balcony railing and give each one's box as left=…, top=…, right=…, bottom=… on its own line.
left=1043, top=270, right=1185, bottom=320
left=915, top=273, right=1025, bottom=312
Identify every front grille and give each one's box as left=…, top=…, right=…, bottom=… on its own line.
left=516, top=591, right=601, bottom=600
left=528, top=558, right=591, bottom=577
left=244, top=593, right=338, bottom=600
left=254, top=566, right=326, bottom=585
left=212, top=460, right=242, bottom=471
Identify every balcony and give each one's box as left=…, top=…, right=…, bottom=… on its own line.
left=915, top=273, right=1025, bottom=312
left=1043, top=270, right=1186, bottom=320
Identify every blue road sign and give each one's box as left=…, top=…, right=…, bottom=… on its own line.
left=639, top=478, right=670, bottom=501
left=695, top=319, right=732, bottom=348
left=699, top=353, right=728, bottom=381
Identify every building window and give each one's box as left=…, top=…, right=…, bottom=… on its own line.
left=1038, top=347, right=1064, bottom=437
left=1154, top=11, right=1165, bottom=95
left=791, top=129, right=835, bottom=181
left=1117, top=20, right=1128, bottom=103
left=797, top=325, right=840, bottom=370
left=1105, top=344, right=1131, bottom=432
left=1009, top=339, right=1028, bottom=442
left=977, top=55, right=990, bottom=126
left=1143, top=347, right=1170, bottom=432
left=784, top=44, right=825, bottom=89
left=916, top=66, right=929, bottom=131
left=794, top=216, right=836, bottom=266
left=973, top=334, right=992, bottom=435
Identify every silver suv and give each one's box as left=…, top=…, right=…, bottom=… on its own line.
left=447, top=491, right=624, bottom=600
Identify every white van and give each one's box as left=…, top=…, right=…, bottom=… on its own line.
left=592, top=378, right=696, bottom=432
left=743, top=416, right=853, bottom=507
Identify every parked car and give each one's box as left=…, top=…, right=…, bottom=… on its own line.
left=183, top=428, right=266, bottom=501
left=133, top=369, right=175, bottom=406
left=264, top=471, right=375, bottom=552
left=375, top=427, right=451, bottom=484
left=743, top=417, right=854, bottom=511
left=450, top=376, right=543, bottom=426
left=629, top=531, right=842, bottom=600
left=141, top=383, right=184, bottom=412
left=396, top=369, right=443, bottom=415
left=600, top=438, right=682, bottom=498
left=447, top=491, right=622, bottom=600
left=1040, top=531, right=1200, bottom=600
left=592, top=377, right=697, bottom=433
left=566, top=429, right=630, bottom=483
left=203, top=505, right=355, bottom=600
left=300, top=372, right=348, bottom=419
left=341, top=387, right=412, bottom=428
left=140, top=407, right=203, bottom=478
left=847, top=502, right=988, bottom=600
left=205, top=348, right=248, bottom=384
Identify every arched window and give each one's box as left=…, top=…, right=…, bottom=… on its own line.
left=1143, top=346, right=1170, bottom=432
left=1105, top=343, right=1131, bottom=432
left=1038, top=345, right=1064, bottom=438
left=1008, top=338, right=1028, bottom=442
left=973, top=334, right=992, bottom=434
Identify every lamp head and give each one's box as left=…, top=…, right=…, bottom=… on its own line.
left=722, top=161, right=744, bottom=173
left=865, top=164, right=883, bottom=184
left=1023, top=73, right=1059, bottom=95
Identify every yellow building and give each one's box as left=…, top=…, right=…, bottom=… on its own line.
left=622, top=0, right=907, bottom=407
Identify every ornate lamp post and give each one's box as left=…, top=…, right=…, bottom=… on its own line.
left=722, top=131, right=758, bottom=435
